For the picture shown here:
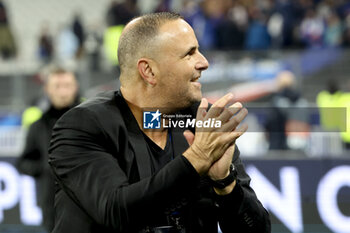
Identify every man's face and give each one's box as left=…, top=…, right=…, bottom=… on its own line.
left=45, top=73, right=78, bottom=109
left=153, top=19, right=209, bottom=109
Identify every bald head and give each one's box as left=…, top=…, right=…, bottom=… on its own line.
left=118, top=12, right=183, bottom=81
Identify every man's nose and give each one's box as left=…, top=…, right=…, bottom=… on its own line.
left=196, top=52, right=209, bottom=71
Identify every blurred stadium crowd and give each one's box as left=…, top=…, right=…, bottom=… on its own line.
left=2, top=0, right=350, bottom=63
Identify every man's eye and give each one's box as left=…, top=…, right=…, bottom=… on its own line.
left=187, top=49, right=195, bottom=56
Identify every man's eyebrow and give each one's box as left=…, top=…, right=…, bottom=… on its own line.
left=182, top=45, right=198, bottom=57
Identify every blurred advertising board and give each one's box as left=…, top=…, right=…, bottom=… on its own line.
left=0, top=157, right=349, bottom=233
left=246, top=158, right=350, bottom=233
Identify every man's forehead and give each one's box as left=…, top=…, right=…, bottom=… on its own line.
left=159, top=19, right=193, bottom=37
left=157, top=19, right=198, bottom=48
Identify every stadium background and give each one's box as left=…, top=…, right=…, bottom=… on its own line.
left=0, top=0, right=349, bottom=232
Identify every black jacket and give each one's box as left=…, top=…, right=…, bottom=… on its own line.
left=17, top=105, right=75, bottom=232
left=49, top=91, right=270, bottom=233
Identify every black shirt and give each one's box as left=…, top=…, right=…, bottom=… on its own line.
left=144, top=132, right=174, bottom=174
left=143, top=132, right=189, bottom=231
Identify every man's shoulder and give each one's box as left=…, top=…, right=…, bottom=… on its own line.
left=77, top=91, right=119, bottom=110
left=56, top=91, right=125, bottom=129
left=68, top=91, right=122, bottom=117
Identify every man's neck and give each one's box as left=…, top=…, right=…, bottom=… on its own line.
left=144, top=130, right=168, bottom=149
left=120, top=86, right=169, bottom=149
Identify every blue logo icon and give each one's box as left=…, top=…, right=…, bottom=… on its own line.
left=143, top=110, right=161, bottom=129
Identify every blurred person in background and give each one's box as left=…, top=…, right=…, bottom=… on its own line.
left=317, top=79, right=350, bottom=150
left=299, top=7, right=325, bottom=47
left=56, top=24, right=79, bottom=66
left=265, top=70, right=308, bottom=150
left=104, top=0, right=139, bottom=65
left=271, top=0, right=304, bottom=48
left=316, top=79, right=343, bottom=131
left=0, top=0, right=17, bottom=59
left=154, top=0, right=172, bottom=13
left=245, top=6, right=271, bottom=50
left=267, top=12, right=284, bottom=49
left=38, top=22, right=54, bottom=65
left=323, top=10, right=343, bottom=47
left=181, top=0, right=226, bottom=50
left=17, top=67, right=80, bottom=233
left=106, top=0, right=138, bottom=27
left=72, top=12, right=85, bottom=59
left=216, top=1, right=247, bottom=50
left=85, top=22, right=103, bottom=72
left=342, top=13, right=350, bottom=47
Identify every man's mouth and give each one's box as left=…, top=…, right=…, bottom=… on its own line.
left=191, top=77, right=200, bottom=82
left=190, top=76, right=201, bottom=88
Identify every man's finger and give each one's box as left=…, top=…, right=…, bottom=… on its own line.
left=224, top=123, right=249, bottom=143
left=216, top=102, right=243, bottom=124
left=236, top=122, right=249, bottom=133
left=206, top=93, right=235, bottom=118
left=183, top=130, right=195, bottom=146
left=196, top=98, right=208, bottom=121
left=219, top=107, right=248, bottom=132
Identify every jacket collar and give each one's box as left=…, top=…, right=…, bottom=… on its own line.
left=114, top=90, right=191, bottom=179
left=114, top=90, right=152, bottom=179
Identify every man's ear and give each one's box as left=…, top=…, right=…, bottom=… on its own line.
left=137, top=58, right=157, bottom=85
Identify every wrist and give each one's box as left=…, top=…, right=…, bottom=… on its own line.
left=210, top=169, right=230, bottom=181
left=209, top=164, right=237, bottom=190
left=183, top=147, right=211, bottom=175
left=214, top=179, right=236, bottom=195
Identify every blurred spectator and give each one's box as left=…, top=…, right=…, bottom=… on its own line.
left=104, top=24, right=124, bottom=65
left=22, top=67, right=57, bottom=128
left=85, top=22, right=103, bottom=72
left=0, top=0, right=17, bottom=59
left=271, top=0, right=304, bottom=48
left=245, top=7, right=271, bottom=50
left=17, top=67, right=80, bottom=233
left=268, top=12, right=284, bottom=48
left=182, top=0, right=226, bottom=50
left=324, top=11, right=343, bottom=47
left=56, top=24, right=79, bottom=65
left=335, top=0, right=350, bottom=20
left=317, top=79, right=350, bottom=150
left=104, top=0, right=138, bottom=65
left=106, top=0, right=138, bottom=27
left=342, top=13, right=350, bottom=47
left=154, top=0, right=172, bottom=12
left=38, top=23, right=54, bottom=64
left=299, top=8, right=325, bottom=47
left=230, top=2, right=249, bottom=29
left=316, top=79, right=343, bottom=130
left=72, top=12, right=85, bottom=58
left=265, top=71, right=309, bottom=150
left=216, top=2, right=247, bottom=49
